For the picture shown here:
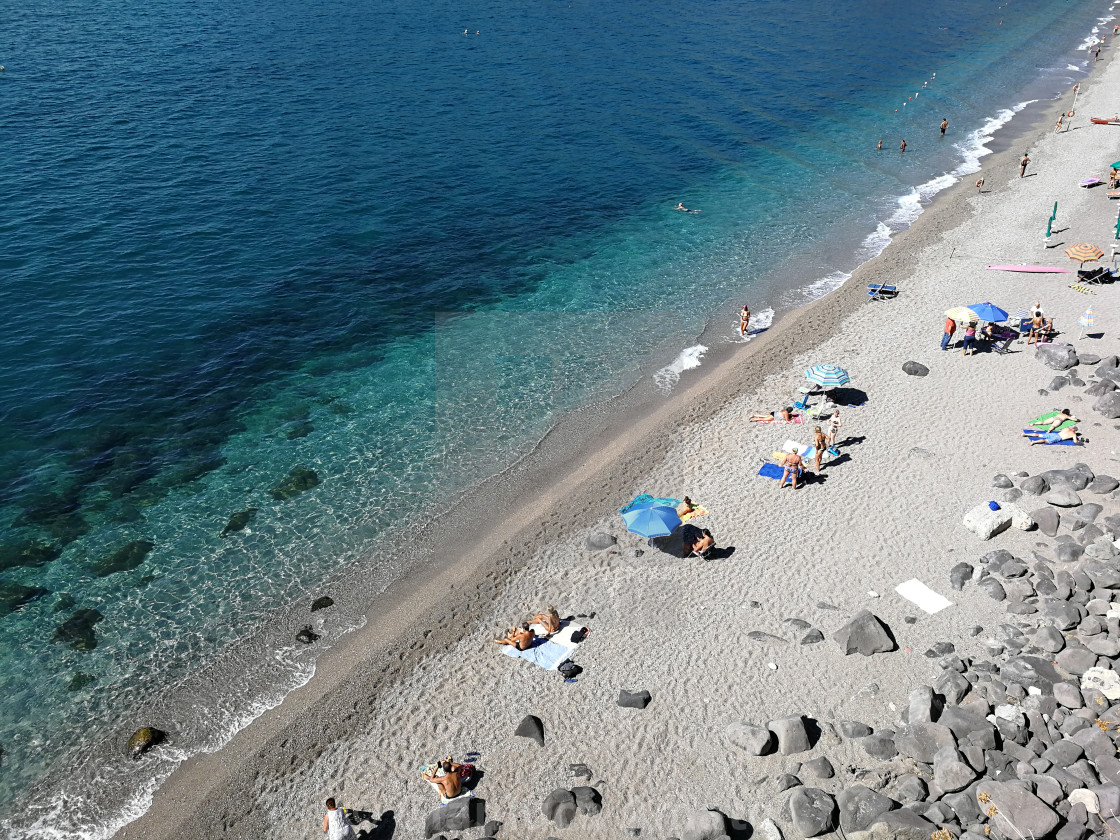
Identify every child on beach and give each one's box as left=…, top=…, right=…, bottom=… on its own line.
left=827, top=409, right=842, bottom=447
left=323, top=798, right=357, bottom=840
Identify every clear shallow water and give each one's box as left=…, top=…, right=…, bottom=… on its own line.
left=0, top=0, right=1112, bottom=834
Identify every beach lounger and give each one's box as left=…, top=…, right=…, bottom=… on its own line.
left=867, top=283, right=898, bottom=301
left=1108, top=191, right=1120, bottom=199
left=502, top=621, right=587, bottom=670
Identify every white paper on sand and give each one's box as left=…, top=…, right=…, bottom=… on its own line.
left=895, top=579, right=954, bottom=614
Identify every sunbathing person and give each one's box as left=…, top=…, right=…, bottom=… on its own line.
left=780, top=451, right=803, bottom=489
left=1037, top=408, right=1077, bottom=431
left=686, top=528, right=715, bottom=557
left=492, top=623, right=536, bottom=650
left=529, top=606, right=561, bottom=635
left=422, top=757, right=463, bottom=801
left=749, top=407, right=793, bottom=422
left=1024, top=425, right=1081, bottom=445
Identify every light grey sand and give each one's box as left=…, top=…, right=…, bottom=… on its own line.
left=115, top=45, right=1120, bottom=840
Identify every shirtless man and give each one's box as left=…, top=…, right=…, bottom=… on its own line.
left=940, top=118, right=948, bottom=136
left=1025, top=425, right=1081, bottom=446
left=1020, top=153, right=1030, bottom=178
left=900, top=139, right=907, bottom=153
left=781, top=451, right=803, bottom=489
left=492, top=624, right=535, bottom=650
left=688, top=528, right=715, bottom=556
left=422, top=758, right=463, bottom=800
left=530, top=606, right=560, bottom=635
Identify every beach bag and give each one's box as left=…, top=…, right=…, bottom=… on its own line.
left=570, top=627, right=588, bottom=644
left=558, top=660, right=582, bottom=679
left=458, top=763, right=475, bottom=784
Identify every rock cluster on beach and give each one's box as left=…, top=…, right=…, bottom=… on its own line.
left=669, top=459, right=1120, bottom=840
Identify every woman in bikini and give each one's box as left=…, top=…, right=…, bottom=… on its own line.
left=749, top=407, right=792, bottom=422
left=492, top=624, right=536, bottom=650
left=529, top=606, right=560, bottom=635
left=739, top=305, right=751, bottom=337
left=812, top=426, right=828, bottom=474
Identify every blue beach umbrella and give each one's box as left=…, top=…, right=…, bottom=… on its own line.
left=805, top=363, right=851, bottom=389
left=966, top=302, right=1008, bottom=323
left=621, top=505, right=681, bottom=539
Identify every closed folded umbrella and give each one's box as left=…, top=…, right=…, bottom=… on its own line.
left=804, top=363, right=850, bottom=389
left=966, top=302, right=1009, bottom=323
left=1079, top=306, right=1094, bottom=339
left=621, top=505, right=681, bottom=539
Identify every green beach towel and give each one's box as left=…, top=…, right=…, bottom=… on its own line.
left=1029, top=411, right=1076, bottom=431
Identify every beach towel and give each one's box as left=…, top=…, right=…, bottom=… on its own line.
left=618, top=494, right=680, bottom=514
left=895, top=579, right=954, bottom=614
left=782, top=440, right=819, bottom=459
left=1023, top=430, right=1080, bottom=445
left=420, top=765, right=476, bottom=805
left=679, top=505, right=709, bottom=524
left=502, top=621, right=587, bottom=670
left=758, top=462, right=801, bottom=481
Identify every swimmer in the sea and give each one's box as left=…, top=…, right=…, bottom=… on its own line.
left=675, top=202, right=687, bottom=211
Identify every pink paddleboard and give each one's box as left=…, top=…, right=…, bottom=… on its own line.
left=986, top=265, right=1071, bottom=273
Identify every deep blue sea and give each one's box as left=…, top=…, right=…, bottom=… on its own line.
left=0, top=0, right=1113, bottom=835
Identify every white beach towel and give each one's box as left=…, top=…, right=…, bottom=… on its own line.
left=895, top=579, right=954, bottom=614
left=502, top=622, right=586, bottom=670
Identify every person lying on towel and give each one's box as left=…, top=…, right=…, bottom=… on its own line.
left=492, top=623, right=536, bottom=650
left=749, top=407, right=793, bottom=422
left=676, top=496, right=708, bottom=522
left=1023, top=425, right=1081, bottom=445
left=1033, top=408, right=1078, bottom=432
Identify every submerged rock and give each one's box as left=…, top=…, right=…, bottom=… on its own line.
left=295, top=625, right=320, bottom=644
left=270, top=466, right=320, bottom=501
left=67, top=672, right=97, bottom=692
left=52, top=609, right=105, bottom=651
left=310, top=595, right=334, bottom=612
left=220, top=508, right=258, bottom=538
left=0, top=539, right=62, bottom=573
left=0, top=581, right=50, bottom=617
left=92, top=539, right=154, bottom=578
left=126, top=726, right=166, bottom=759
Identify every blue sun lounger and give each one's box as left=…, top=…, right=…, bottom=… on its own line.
left=867, top=283, right=898, bottom=301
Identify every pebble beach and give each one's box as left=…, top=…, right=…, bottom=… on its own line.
left=109, top=35, right=1120, bottom=840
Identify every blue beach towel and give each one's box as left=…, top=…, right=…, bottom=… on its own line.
left=1023, top=430, right=1079, bottom=446
left=502, top=640, right=574, bottom=670
left=758, top=463, right=802, bottom=480
left=619, top=493, right=681, bottom=514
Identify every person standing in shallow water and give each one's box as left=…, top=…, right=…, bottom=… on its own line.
left=876, top=139, right=882, bottom=150
left=940, top=118, right=948, bottom=136
left=739, top=304, right=751, bottom=337
left=900, top=139, right=907, bottom=153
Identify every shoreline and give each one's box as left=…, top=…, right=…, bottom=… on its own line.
left=110, top=31, right=1120, bottom=840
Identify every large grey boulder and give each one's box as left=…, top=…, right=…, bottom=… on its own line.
left=975, top=780, right=1059, bottom=839
left=727, top=722, right=775, bottom=755
left=681, top=808, right=728, bottom=840
left=1047, top=488, right=1083, bottom=507
left=902, top=361, right=929, bottom=377
left=1021, top=475, right=1050, bottom=495
left=962, top=502, right=1012, bottom=540
left=933, top=744, right=978, bottom=792
left=1034, top=507, right=1060, bottom=536
left=515, top=715, right=545, bottom=745
left=585, top=532, right=617, bottom=551
left=1037, top=344, right=1079, bottom=370
left=833, top=610, right=895, bottom=656
left=769, top=715, right=812, bottom=755
left=571, top=786, right=602, bottom=816
left=617, top=689, right=652, bottom=709
left=861, top=734, right=898, bottom=760
left=1090, top=475, right=1120, bottom=494
left=789, top=788, right=837, bottom=837
left=425, top=797, right=485, bottom=838
left=1094, top=391, right=1120, bottom=419
left=851, top=809, right=937, bottom=840
left=894, top=722, right=956, bottom=763
left=837, top=785, right=895, bottom=833
left=542, top=789, right=577, bottom=828
left=950, top=562, right=974, bottom=590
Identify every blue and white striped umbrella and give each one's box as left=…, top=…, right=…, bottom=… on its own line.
left=805, top=364, right=851, bottom=388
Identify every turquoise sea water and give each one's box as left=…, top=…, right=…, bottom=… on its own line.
left=0, top=0, right=1113, bottom=835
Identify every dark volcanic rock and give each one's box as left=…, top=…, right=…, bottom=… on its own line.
left=832, top=610, right=895, bottom=655
left=1037, top=344, right=1079, bottom=371
left=126, top=726, right=166, bottom=759
left=837, top=784, right=895, bottom=833
left=515, top=714, right=545, bottom=745
left=91, top=539, right=154, bottom=577
left=0, top=581, right=50, bottom=617
left=789, top=787, right=837, bottom=837
left=52, top=608, right=104, bottom=651
left=902, top=361, right=929, bottom=377
left=426, top=796, right=486, bottom=838
left=310, top=596, right=334, bottom=611
left=270, top=465, right=320, bottom=501
left=295, top=625, right=320, bottom=644
left=220, top=508, right=258, bottom=537
left=0, top=539, right=62, bottom=572
left=618, top=689, right=652, bottom=709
